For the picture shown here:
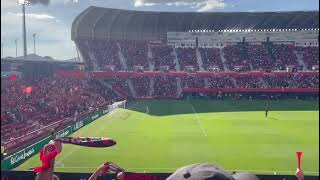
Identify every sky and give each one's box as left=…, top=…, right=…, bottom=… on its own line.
left=1, top=0, right=319, bottom=60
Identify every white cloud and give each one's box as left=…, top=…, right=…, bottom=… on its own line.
left=196, top=0, right=225, bottom=12
left=7, top=12, right=55, bottom=20
left=134, top=0, right=155, bottom=7
left=133, top=0, right=226, bottom=11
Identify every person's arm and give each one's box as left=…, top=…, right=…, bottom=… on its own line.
left=34, top=141, right=62, bottom=180
left=54, top=140, right=62, bottom=153
left=88, top=164, right=108, bottom=180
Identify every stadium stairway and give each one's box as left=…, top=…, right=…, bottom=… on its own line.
left=116, top=42, right=128, bottom=70
left=127, top=79, right=137, bottom=98
left=149, top=78, right=155, bottom=96
left=87, top=43, right=100, bottom=70
left=294, top=51, right=308, bottom=71
left=258, top=77, right=267, bottom=88
left=196, top=48, right=205, bottom=71
left=172, top=48, right=181, bottom=71
left=112, top=86, right=129, bottom=97
left=147, top=44, right=155, bottom=71
left=231, top=77, right=238, bottom=88
left=204, top=78, right=210, bottom=88
left=242, top=45, right=253, bottom=71
left=219, top=49, right=229, bottom=71
left=99, top=80, right=128, bottom=98
left=176, top=78, right=183, bottom=97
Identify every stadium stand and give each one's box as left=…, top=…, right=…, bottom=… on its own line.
left=1, top=8, right=318, bottom=180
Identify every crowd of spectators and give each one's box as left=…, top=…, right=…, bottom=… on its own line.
left=298, top=46, right=319, bottom=70
left=199, top=48, right=223, bottom=71
left=263, top=74, right=295, bottom=88
left=131, top=77, right=151, bottom=97
left=223, top=45, right=251, bottom=71
left=1, top=77, right=114, bottom=143
left=153, top=76, right=177, bottom=97
left=292, top=74, right=319, bottom=88
left=176, top=48, right=199, bottom=70
left=246, top=45, right=275, bottom=69
left=181, top=76, right=205, bottom=88
left=121, top=41, right=149, bottom=69
left=151, top=46, right=176, bottom=70
left=79, top=39, right=318, bottom=72
left=207, top=76, right=235, bottom=88
left=235, top=75, right=264, bottom=88
left=271, top=45, right=301, bottom=70
left=105, top=78, right=133, bottom=97
left=89, top=40, right=122, bottom=71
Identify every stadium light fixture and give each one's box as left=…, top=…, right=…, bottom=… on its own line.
left=18, top=0, right=30, bottom=58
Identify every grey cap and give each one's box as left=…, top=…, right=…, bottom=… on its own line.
left=166, top=163, right=259, bottom=180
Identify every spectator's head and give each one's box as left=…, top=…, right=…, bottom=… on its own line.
left=166, top=163, right=259, bottom=180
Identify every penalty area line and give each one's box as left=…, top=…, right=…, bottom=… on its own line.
left=190, top=102, right=207, bottom=137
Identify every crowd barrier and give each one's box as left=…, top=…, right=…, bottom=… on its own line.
left=1, top=171, right=318, bottom=180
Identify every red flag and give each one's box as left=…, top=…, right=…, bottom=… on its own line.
left=8, top=74, right=17, bottom=81
left=296, top=151, right=303, bottom=170
left=23, top=86, right=33, bottom=94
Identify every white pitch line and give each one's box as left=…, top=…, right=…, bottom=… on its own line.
left=55, top=145, right=80, bottom=167
left=190, top=102, right=207, bottom=137
left=53, top=167, right=319, bottom=174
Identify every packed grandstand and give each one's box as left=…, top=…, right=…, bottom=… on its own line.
left=1, top=6, right=319, bottom=179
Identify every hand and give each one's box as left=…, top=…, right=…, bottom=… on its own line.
left=117, top=171, right=125, bottom=180
left=54, top=140, right=62, bottom=153
left=97, top=164, right=109, bottom=176
left=295, top=168, right=304, bottom=180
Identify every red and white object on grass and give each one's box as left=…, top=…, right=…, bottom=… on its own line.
left=296, top=151, right=303, bottom=170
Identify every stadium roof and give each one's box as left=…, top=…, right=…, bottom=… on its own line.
left=72, top=6, right=319, bottom=41
left=1, top=54, right=83, bottom=64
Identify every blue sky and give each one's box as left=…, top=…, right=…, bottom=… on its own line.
left=1, top=0, right=319, bottom=60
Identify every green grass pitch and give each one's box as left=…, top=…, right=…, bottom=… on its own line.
left=17, top=99, right=319, bottom=175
